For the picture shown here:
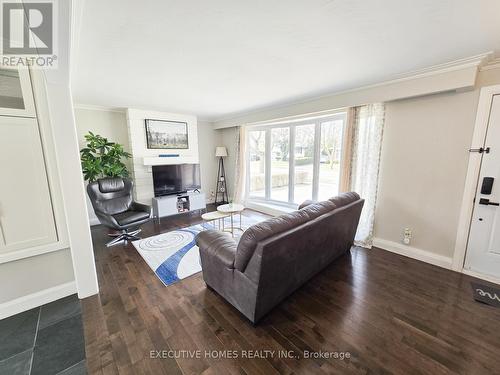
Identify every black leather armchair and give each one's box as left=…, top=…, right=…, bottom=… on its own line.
left=87, top=177, right=152, bottom=246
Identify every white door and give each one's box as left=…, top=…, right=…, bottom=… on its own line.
left=465, top=94, right=500, bottom=278
left=0, top=116, right=58, bottom=253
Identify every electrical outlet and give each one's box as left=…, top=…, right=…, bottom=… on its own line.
left=403, top=228, right=412, bottom=245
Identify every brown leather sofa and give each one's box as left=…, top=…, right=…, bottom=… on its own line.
left=195, top=192, right=364, bottom=323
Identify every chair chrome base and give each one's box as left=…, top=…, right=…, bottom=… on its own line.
left=106, top=229, right=141, bottom=247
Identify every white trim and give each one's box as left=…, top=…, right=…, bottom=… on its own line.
left=264, top=130, right=271, bottom=199
left=315, top=52, right=488, bottom=95
left=452, top=84, right=500, bottom=271
left=479, top=57, right=500, bottom=72
left=0, top=65, right=36, bottom=118
left=245, top=201, right=294, bottom=217
left=89, top=218, right=100, bottom=226
left=73, top=103, right=126, bottom=113
left=288, top=126, right=296, bottom=203
left=39, top=81, right=99, bottom=299
left=245, top=113, right=346, bottom=206
left=245, top=108, right=347, bottom=128
left=213, top=52, right=490, bottom=127
left=0, top=242, right=70, bottom=264
left=0, top=281, right=77, bottom=320
left=462, top=269, right=500, bottom=286
left=143, top=155, right=199, bottom=166
left=312, top=122, right=321, bottom=201
left=70, top=0, right=85, bottom=80
left=373, top=238, right=453, bottom=270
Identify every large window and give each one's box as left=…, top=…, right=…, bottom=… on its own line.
left=248, top=130, right=266, bottom=197
left=270, top=127, right=290, bottom=201
left=318, top=119, right=344, bottom=201
left=246, top=112, right=346, bottom=207
left=293, top=124, right=315, bottom=204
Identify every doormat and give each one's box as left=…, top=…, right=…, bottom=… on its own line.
left=471, top=282, right=500, bottom=307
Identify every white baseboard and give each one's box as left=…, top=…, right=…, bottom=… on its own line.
left=0, top=281, right=77, bottom=320
left=89, top=217, right=100, bottom=226
left=373, top=238, right=453, bottom=270
left=462, top=269, right=500, bottom=286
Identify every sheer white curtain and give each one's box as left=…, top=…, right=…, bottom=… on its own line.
left=233, top=126, right=247, bottom=203
left=348, top=103, right=385, bottom=248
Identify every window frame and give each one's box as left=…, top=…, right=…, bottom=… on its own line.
left=245, top=111, right=347, bottom=208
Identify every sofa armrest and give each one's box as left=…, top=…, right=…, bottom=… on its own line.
left=131, top=201, right=152, bottom=216
left=298, top=199, right=316, bottom=210
left=196, top=230, right=237, bottom=268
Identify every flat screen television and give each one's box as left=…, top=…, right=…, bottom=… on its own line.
left=152, top=164, right=201, bottom=197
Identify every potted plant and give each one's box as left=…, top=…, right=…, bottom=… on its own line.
left=80, top=131, right=131, bottom=182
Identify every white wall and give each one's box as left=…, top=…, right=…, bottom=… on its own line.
left=0, top=250, right=75, bottom=304
left=212, top=58, right=481, bottom=129
left=218, top=126, right=239, bottom=199
left=0, top=0, right=98, bottom=318
left=126, top=108, right=199, bottom=204
left=75, top=108, right=130, bottom=160
left=74, top=107, right=130, bottom=225
left=74, top=110, right=221, bottom=218
left=373, top=67, right=500, bottom=261
left=374, top=68, right=500, bottom=266
left=198, top=121, right=221, bottom=203
left=374, top=91, right=478, bottom=258
left=213, top=64, right=500, bottom=268
left=41, top=0, right=98, bottom=302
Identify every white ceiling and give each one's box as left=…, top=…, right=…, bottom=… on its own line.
left=72, top=0, right=500, bottom=121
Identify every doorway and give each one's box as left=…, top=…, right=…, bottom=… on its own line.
left=463, top=92, right=500, bottom=280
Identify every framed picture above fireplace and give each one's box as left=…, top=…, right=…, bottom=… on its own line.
left=145, top=119, right=189, bottom=149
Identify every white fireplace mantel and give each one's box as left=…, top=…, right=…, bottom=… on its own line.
left=126, top=108, right=199, bottom=203
left=143, top=155, right=199, bottom=166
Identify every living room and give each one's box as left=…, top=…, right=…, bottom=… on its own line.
left=1, top=1, right=500, bottom=374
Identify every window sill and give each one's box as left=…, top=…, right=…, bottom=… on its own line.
left=245, top=200, right=298, bottom=217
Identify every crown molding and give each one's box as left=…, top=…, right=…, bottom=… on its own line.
left=480, top=57, right=500, bottom=72
left=379, top=52, right=491, bottom=81
left=212, top=52, right=492, bottom=126
left=73, top=103, right=126, bottom=113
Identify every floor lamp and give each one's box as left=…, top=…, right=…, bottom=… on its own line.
left=215, top=146, right=229, bottom=206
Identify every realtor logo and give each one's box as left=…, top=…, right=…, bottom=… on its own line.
left=1, top=0, right=57, bottom=68
left=2, top=2, right=53, bottom=54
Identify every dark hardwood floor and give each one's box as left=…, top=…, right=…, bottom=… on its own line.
left=83, top=206, right=500, bottom=374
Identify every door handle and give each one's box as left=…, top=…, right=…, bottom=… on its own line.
left=469, top=147, right=491, bottom=154
left=479, top=198, right=500, bottom=206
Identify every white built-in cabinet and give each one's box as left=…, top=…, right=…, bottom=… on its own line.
left=0, top=66, right=66, bottom=262
left=0, top=67, right=36, bottom=117
left=153, top=192, right=206, bottom=220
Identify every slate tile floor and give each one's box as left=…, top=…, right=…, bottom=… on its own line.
left=0, top=295, right=86, bottom=375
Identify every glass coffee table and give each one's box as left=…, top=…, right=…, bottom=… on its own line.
left=217, top=203, right=245, bottom=237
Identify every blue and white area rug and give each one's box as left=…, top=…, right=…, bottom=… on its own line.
left=132, top=216, right=264, bottom=286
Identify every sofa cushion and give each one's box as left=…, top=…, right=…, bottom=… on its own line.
left=298, top=199, right=316, bottom=210
left=196, top=230, right=236, bottom=268
left=113, top=210, right=150, bottom=226
left=235, top=209, right=311, bottom=271
left=329, top=192, right=360, bottom=208
left=234, top=192, right=359, bottom=272
left=300, top=200, right=336, bottom=220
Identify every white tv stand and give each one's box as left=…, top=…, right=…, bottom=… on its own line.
left=152, top=191, right=206, bottom=221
